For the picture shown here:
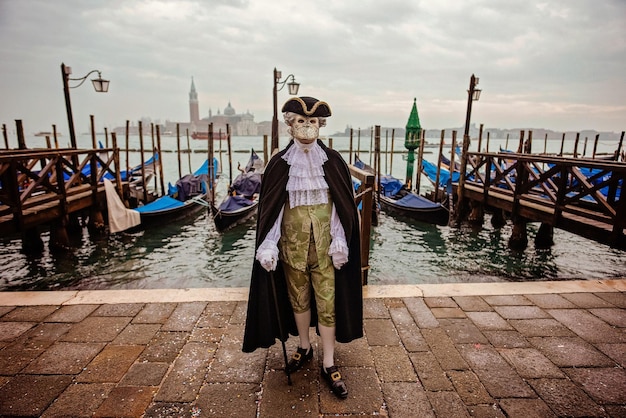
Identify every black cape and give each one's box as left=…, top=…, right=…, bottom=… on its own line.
left=242, top=139, right=363, bottom=353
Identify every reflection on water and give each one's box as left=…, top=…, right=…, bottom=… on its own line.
left=1, top=206, right=625, bottom=291
left=1, top=134, right=624, bottom=290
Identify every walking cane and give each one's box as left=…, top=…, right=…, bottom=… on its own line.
left=269, top=270, right=292, bottom=385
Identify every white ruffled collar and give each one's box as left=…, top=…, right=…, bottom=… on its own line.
left=282, top=140, right=330, bottom=208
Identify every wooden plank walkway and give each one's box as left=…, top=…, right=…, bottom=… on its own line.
left=458, top=152, right=626, bottom=249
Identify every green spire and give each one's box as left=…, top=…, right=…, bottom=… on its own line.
left=404, top=98, right=421, bottom=150
left=404, top=98, right=422, bottom=187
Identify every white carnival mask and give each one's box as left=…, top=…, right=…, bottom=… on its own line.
left=291, top=116, right=319, bottom=144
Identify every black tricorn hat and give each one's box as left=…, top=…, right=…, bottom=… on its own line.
left=281, top=96, right=332, bottom=117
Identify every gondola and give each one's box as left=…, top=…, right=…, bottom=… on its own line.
left=133, top=158, right=216, bottom=226
left=210, top=149, right=263, bottom=232
left=354, top=155, right=449, bottom=226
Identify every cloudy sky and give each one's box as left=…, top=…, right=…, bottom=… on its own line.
left=1, top=0, right=625, bottom=137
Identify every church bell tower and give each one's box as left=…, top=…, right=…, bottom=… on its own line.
left=189, top=77, right=199, bottom=124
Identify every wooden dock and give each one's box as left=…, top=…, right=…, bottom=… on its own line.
left=456, top=151, right=626, bottom=250
left=0, top=147, right=124, bottom=248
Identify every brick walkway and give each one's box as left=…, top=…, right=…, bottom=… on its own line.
left=0, top=280, right=624, bottom=417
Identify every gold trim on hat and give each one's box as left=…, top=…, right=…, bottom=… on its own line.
left=285, top=97, right=332, bottom=116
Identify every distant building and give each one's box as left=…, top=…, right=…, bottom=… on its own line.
left=115, top=78, right=291, bottom=137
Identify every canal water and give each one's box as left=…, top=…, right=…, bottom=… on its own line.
left=1, top=132, right=624, bottom=291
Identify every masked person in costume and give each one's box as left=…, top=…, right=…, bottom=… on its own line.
left=242, top=96, right=363, bottom=399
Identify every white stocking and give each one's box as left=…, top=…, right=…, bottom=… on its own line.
left=318, top=324, right=336, bottom=369
left=294, top=310, right=311, bottom=350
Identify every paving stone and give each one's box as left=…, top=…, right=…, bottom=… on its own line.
left=509, top=318, right=575, bottom=337
left=144, top=402, right=193, bottom=418
left=494, top=305, right=550, bottom=319
left=319, top=366, right=384, bottom=415
left=458, top=344, right=535, bottom=398
left=364, top=318, right=400, bottom=346
left=432, top=307, right=467, bottom=318
left=438, top=318, right=488, bottom=344
left=596, top=343, right=626, bottom=367
left=0, top=321, right=34, bottom=341
left=229, top=301, right=247, bottom=325
left=484, top=331, right=531, bottom=349
left=589, top=307, right=626, bottom=327
left=161, top=301, right=207, bottom=331
left=384, top=298, right=406, bottom=308
left=14, top=322, right=72, bottom=349
left=564, top=367, right=626, bottom=405
left=208, top=325, right=266, bottom=383
left=548, top=308, right=626, bottom=343
left=0, top=374, right=73, bottom=417
left=562, top=292, right=616, bottom=308
left=197, top=301, right=237, bottom=328
left=421, top=327, right=469, bottom=371
left=403, top=297, right=439, bottom=328
left=427, top=390, right=471, bottom=418
left=466, top=311, right=512, bottom=331
left=155, top=342, right=215, bottom=402
left=139, top=331, right=189, bottom=362
left=189, top=326, right=225, bottom=344
left=259, top=369, right=317, bottom=417
left=529, top=378, right=606, bottom=417
left=497, top=348, right=564, bottom=379
left=0, top=305, right=58, bottom=321
left=425, top=296, right=458, bottom=308
left=112, top=323, right=161, bottom=345
left=119, top=361, right=170, bottom=386
left=453, top=296, right=493, bottom=312
left=194, top=382, right=260, bottom=417
left=594, top=292, right=626, bottom=308
left=41, top=382, right=115, bottom=418
left=93, top=303, right=145, bottom=317
left=468, top=403, right=506, bottom=418
left=23, top=342, right=104, bottom=374
left=45, top=304, right=98, bottom=322
left=498, top=398, right=556, bottom=418
left=363, top=297, right=391, bottom=318
left=0, top=306, right=14, bottom=317
left=482, top=295, right=532, bottom=306
left=409, top=351, right=454, bottom=391
left=371, top=345, right=417, bottom=382
left=390, top=306, right=429, bottom=352
left=524, top=293, right=577, bottom=309
left=335, top=336, right=374, bottom=367
left=93, top=386, right=157, bottom=417
left=447, top=370, right=493, bottom=405
left=382, top=381, right=434, bottom=418
left=78, top=344, right=144, bottom=383
left=265, top=334, right=308, bottom=371
left=60, top=316, right=132, bottom=342
left=0, top=345, right=44, bottom=374
left=133, top=302, right=177, bottom=324
left=529, top=336, right=615, bottom=368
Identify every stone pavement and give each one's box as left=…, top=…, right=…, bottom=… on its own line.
left=0, top=279, right=625, bottom=417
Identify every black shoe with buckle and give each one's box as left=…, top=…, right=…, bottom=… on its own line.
left=286, top=346, right=313, bottom=374
left=321, top=365, right=348, bottom=399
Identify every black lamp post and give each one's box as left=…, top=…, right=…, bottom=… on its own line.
left=462, top=74, right=481, bottom=143
left=271, top=67, right=300, bottom=152
left=61, top=62, right=110, bottom=149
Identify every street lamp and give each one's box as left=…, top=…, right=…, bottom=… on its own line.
left=462, top=74, right=481, bottom=142
left=61, top=62, right=110, bottom=149
left=271, top=67, right=300, bottom=152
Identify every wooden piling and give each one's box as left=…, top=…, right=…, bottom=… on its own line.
left=535, top=223, right=554, bottom=249
left=573, top=132, right=580, bottom=158
left=559, top=132, right=566, bottom=156
left=156, top=125, right=165, bottom=197
left=2, top=124, right=8, bottom=149
left=176, top=124, right=182, bottom=179
left=88, top=115, right=105, bottom=234
left=349, top=128, right=353, bottom=164
left=138, top=121, right=147, bottom=203
left=389, top=129, right=395, bottom=175
left=592, top=134, right=599, bottom=159
left=53, top=125, right=59, bottom=149
left=125, top=120, right=130, bottom=177
left=16, top=120, right=26, bottom=149
left=415, top=128, right=426, bottom=194
left=434, top=130, right=445, bottom=203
